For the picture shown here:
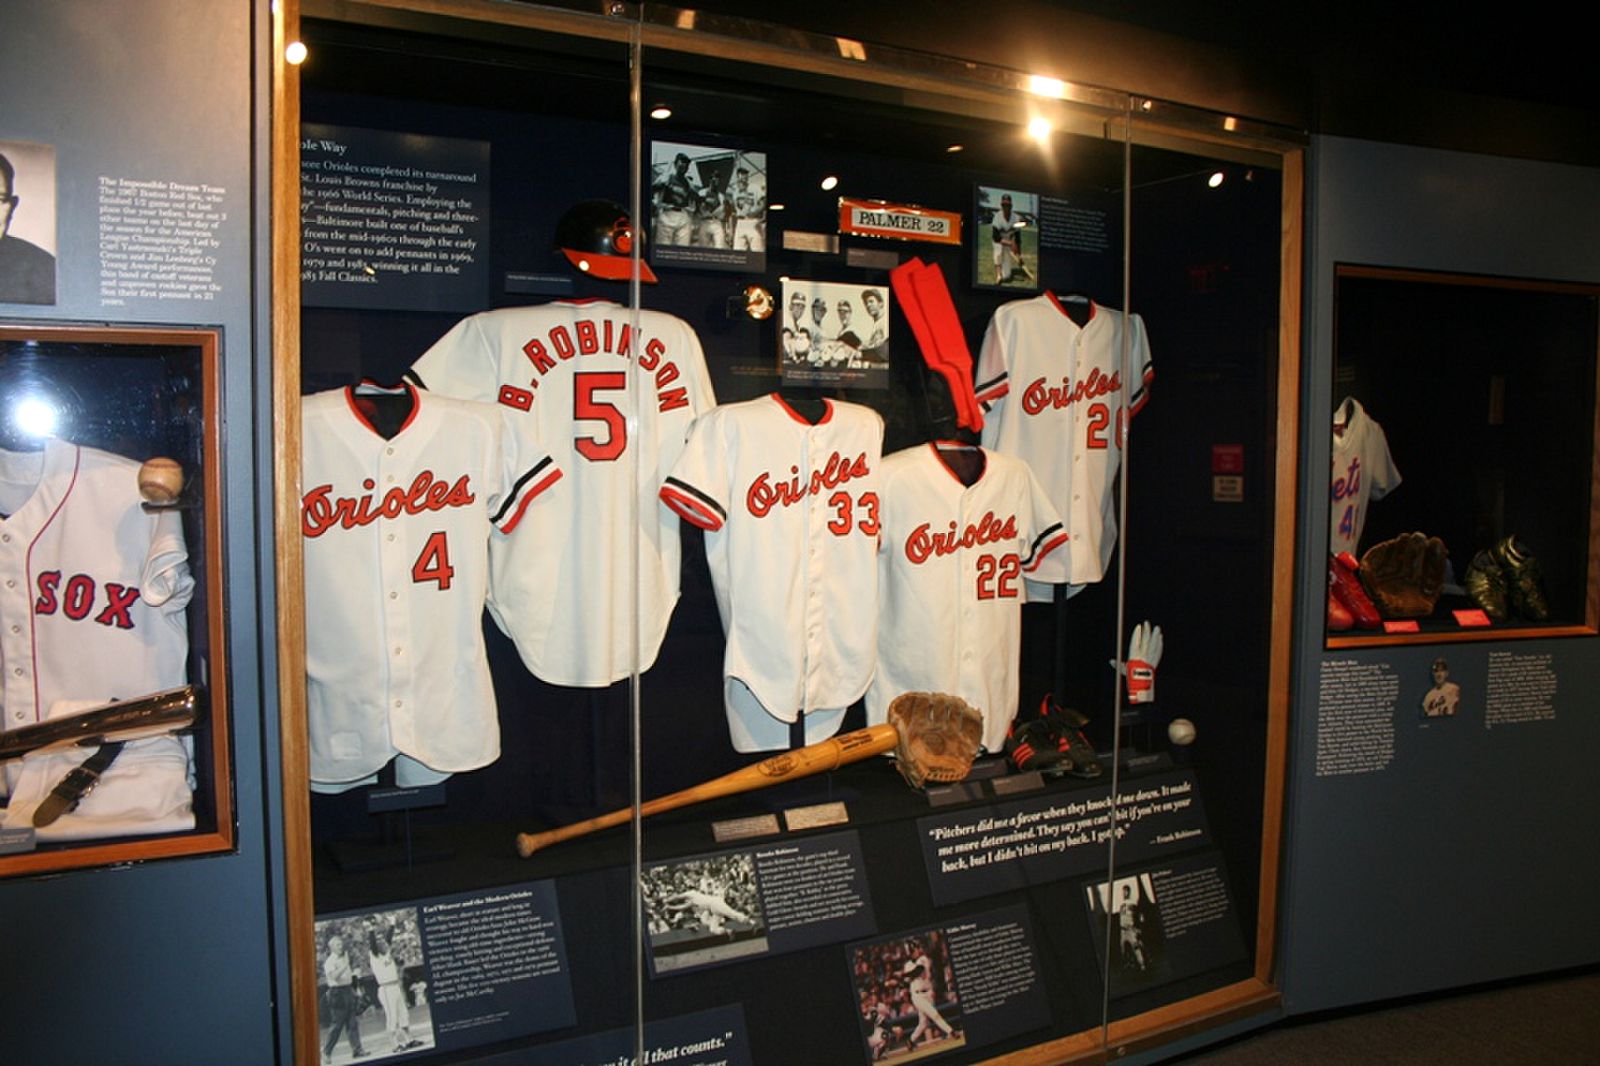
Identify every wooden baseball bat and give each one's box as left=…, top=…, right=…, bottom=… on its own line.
left=516, top=723, right=898, bottom=857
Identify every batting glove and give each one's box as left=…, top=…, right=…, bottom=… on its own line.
left=1116, top=620, right=1163, bottom=704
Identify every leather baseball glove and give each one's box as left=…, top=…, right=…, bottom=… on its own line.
left=887, top=691, right=984, bottom=788
left=1359, top=532, right=1448, bottom=618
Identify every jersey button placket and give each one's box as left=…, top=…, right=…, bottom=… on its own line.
left=376, top=448, right=416, bottom=750
left=957, top=491, right=979, bottom=696
left=0, top=532, right=33, bottom=724
left=801, top=427, right=823, bottom=712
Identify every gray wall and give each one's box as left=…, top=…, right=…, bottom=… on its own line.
left=1281, top=135, right=1600, bottom=1012
left=0, top=3, right=285, bottom=1062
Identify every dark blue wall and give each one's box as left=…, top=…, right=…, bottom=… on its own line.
left=0, top=3, right=284, bottom=1062
left=1282, top=136, right=1600, bottom=1012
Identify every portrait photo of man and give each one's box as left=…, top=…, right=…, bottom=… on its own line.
left=0, top=142, right=58, bottom=305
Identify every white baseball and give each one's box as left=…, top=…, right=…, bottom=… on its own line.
left=138, top=456, right=185, bottom=504
left=1167, top=717, right=1196, bottom=746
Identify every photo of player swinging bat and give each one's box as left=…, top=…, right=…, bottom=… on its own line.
left=516, top=723, right=900, bottom=857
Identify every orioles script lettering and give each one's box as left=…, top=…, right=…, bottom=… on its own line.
left=747, top=451, right=871, bottom=517
left=302, top=471, right=475, bottom=536
left=1020, top=366, right=1121, bottom=415
left=905, top=511, right=1019, bottom=563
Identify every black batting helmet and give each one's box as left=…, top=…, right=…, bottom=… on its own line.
left=553, top=199, right=657, bottom=283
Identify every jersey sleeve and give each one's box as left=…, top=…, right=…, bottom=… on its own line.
left=405, top=314, right=496, bottom=402
left=974, top=311, right=1010, bottom=408
left=660, top=408, right=730, bottom=531
left=141, top=508, right=195, bottom=613
left=488, top=407, right=563, bottom=535
left=1367, top=419, right=1402, bottom=500
left=1018, top=464, right=1070, bottom=582
left=1127, top=312, right=1154, bottom=417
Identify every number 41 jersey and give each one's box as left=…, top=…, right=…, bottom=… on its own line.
left=408, top=300, right=714, bottom=686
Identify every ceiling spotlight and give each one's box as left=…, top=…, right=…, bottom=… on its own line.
left=769, top=203, right=786, bottom=211
left=649, top=105, right=672, bottom=120
left=1027, top=116, right=1052, bottom=144
left=285, top=40, right=308, bottom=65
left=12, top=396, right=59, bottom=438
left=1208, top=171, right=1225, bottom=189
left=945, top=143, right=965, bottom=154
left=820, top=175, right=839, bottom=191
left=1026, top=75, right=1067, bottom=99
left=1223, top=116, right=1239, bottom=132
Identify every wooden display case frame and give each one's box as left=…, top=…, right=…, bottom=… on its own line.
left=270, top=2, right=1303, bottom=1062
left=0, top=323, right=234, bottom=878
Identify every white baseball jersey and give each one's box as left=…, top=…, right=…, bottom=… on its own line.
left=301, top=384, right=560, bottom=788
left=1330, top=396, right=1400, bottom=556
left=975, top=294, right=1152, bottom=597
left=866, top=444, right=1069, bottom=751
left=407, top=299, right=714, bottom=686
left=0, top=439, right=193, bottom=733
left=661, top=394, right=883, bottom=751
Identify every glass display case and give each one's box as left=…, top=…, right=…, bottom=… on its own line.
left=275, top=2, right=1302, bottom=1062
left=0, top=324, right=234, bottom=878
left=1326, top=265, right=1600, bottom=647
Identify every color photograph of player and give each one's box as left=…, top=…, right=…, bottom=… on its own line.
left=649, top=142, right=767, bottom=270
left=779, top=278, right=891, bottom=389
left=849, top=930, right=966, bottom=1064
left=973, top=185, right=1040, bottom=292
left=314, top=908, right=436, bottom=1063
left=642, top=852, right=769, bottom=973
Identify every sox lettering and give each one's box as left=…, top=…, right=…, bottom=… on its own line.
left=33, top=574, right=142, bottom=629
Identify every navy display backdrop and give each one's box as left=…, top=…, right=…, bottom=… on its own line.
left=1282, top=136, right=1600, bottom=1013
left=0, top=3, right=285, bottom=1063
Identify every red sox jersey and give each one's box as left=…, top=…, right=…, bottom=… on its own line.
left=661, top=395, right=883, bottom=751
left=406, top=299, right=714, bottom=686
left=975, top=294, right=1152, bottom=596
left=301, top=384, right=560, bottom=788
left=0, top=439, right=193, bottom=733
left=866, top=444, right=1069, bottom=751
left=1330, top=396, right=1400, bottom=555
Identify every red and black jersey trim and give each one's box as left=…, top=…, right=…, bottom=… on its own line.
left=974, top=372, right=1008, bottom=406
left=494, top=455, right=562, bottom=532
left=1021, top=521, right=1069, bottom=572
left=660, top=477, right=725, bottom=531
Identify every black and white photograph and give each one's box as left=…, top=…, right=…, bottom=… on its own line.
left=0, top=139, right=58, bottom=306
left=973, top=185, right=1039, bottom=292
left=643, top=851, right=769, bottom=974
left=649, top=141, right=767, bottom=271
left=779, top=278, right=891, bottom=389
left=1421, top=657, right=1462, bottom=718
left=315, top=907, right=437, bottom=1063
left=1083, top=871, right=1167, bottom=992
left=849, top=930, right=966, bottom=1064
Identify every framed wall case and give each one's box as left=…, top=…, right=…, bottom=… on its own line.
left=1326, top=265, right=1600, bottom=648
left=0, top=323, right=233, bottom=877
left=273, top=2, right=1303, bottom=1063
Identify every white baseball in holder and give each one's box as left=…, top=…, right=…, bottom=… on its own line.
left=137, top=456, right=185, bottom=504
left=1168, top=717, right=1197, bottom=746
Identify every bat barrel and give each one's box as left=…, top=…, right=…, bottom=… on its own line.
left=515, top=724, right=898, bottom=857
